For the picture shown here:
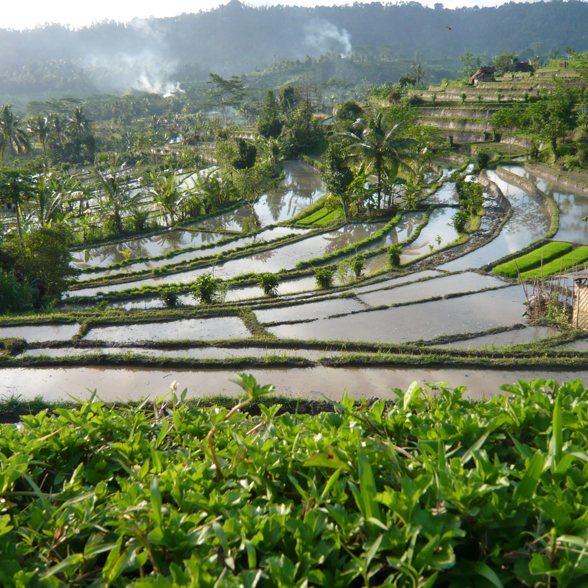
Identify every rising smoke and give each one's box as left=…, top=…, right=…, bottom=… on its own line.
left=82, top=19, right=182, bottom=95
left=303, top=19, right=352, bottom=59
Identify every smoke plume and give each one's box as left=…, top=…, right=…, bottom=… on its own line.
left=303, top=19, right=352, bottom=58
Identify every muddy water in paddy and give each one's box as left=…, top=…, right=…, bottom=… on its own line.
left=441, top=170, right=552, bottom=271
left=268, top=285, right=528, bottom=343
left=72, top=230, right=227, bottom=270
left=195, top=160, right=325, bottom=231
left=1, top=366, right=585, bottom=403
left=433, top=326, right=561, bottom=349
left=76, top=227, right=305, bottom=282
left=83, top=317, right=250, bottom=343
left=504, top=166, right=588, bottom=243
left=70, top=223, right=388, bottom=298
left=0, top=323, right=80, bottom=343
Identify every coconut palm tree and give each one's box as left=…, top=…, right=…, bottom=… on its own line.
left=0, top=167, right=34, bottom=244
left=147, top=170, right=185, bottom=227
left=0, top=106, right=31, bottom=161
left=343, top=106, right=416, bottom=210
left=93, top=157, right=141, bottom=235
left=27, top=115, right=50, bottom=156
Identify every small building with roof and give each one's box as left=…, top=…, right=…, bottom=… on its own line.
left=567, top=269, right=588, bottom=329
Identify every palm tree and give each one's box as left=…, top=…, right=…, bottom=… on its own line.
left=343, top=106, right=416, bottom=210
left=28, top=172, right=71, bottom=227
left=0, top=168, right=34, bottom=244
left=27, top=115, right=50, bottom=156
left=93, top=158, right=141, bottom=234
left=0, top=106, right=31, bottom=161
left=148, top=170, right=185, bottom=227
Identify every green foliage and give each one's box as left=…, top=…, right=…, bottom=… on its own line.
left=159, top=285, right=180, bottom=308
left=314, top=266, right=334, bottom=289
left=0, top=269, right=32, bottom=314
left=388, top=244, right=402, bottom=267
left=519, top=246, right=588, bottom=278
left=494, top=242, right=575, bottom=277
left=1, top=223, right=74, bottom=300
left=475, top=150, right=491, bottom=170
left=257, top=272, right=279, bottom=297
left=2, top=378, right=588, bottom=585
left=192, top=273, right=225, bottom=304
left=452, top=209, right=469, bottom=233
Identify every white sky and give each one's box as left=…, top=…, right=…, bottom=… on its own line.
left=4, top=0, right=507, bottom=31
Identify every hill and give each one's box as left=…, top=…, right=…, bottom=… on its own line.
left=1, top=1, right=588, bottom=104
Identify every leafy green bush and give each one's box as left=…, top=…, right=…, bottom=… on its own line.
left=257, top=272, right=279, bottom=297
left=192, top=273, right=225, bottom=304
left=388, top=244, right=402, bottom=267
left=159, top=285, right=180, bottom=308
left=314, top=266, right=334, bottom=289
left=494, top=242, right=574, bottom=277
left=0, top=269, right=32, bottom=314
left=1, top=378, right=588, bottom=585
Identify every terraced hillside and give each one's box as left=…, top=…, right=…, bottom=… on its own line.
left=1, top=155, right=586, bottom=401
left=414, top=62, right=584, bottom=148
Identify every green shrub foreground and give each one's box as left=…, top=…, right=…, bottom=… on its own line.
left=1, top=377, right=588, bottom=586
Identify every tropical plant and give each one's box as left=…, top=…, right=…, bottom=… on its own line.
left=0, top=269, right=32, bottom=314
left=388, top=244, right=402, bottom=267
left=93, top=157, right=142, bottom=234
left=0, top=105, right=30, bottom=161
left=147, top=170, right=184, bottom=227
left=343, top=106, right=416, bottom=210
left=323, top=142, right=354, bottom=221
left=0, top=223, right=74, bottom=299
left=315, top=266, right=334, bottom=289
left=193, top=273, right=224, bottom=304
left=160, top=285, right=180, bottom=308
left=257, top=272, right=280, bottom=297
left=0, top=167, right=34, bottom=243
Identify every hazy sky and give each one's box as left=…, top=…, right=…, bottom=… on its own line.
left=5, top=0, right=509, bottom=31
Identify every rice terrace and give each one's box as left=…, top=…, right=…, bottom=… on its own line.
left=1, top=5, right=588, bottom=583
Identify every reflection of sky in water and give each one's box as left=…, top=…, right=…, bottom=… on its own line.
left=269, top=285, right=528, bottom=344
left=83, top=317, right=250, bottom=343
left=441, top=170, right=551, bottom=271
left=71, top=223, right=386, bottom=297
left=72, top=230, right=227, bottom=269
left=503, top=165, right=588, bottom=244
left=195, top=160, right=325, bottom=231
left=76, top=227, right=305, bottom=282
left=401, top=207, right=459, bottom=263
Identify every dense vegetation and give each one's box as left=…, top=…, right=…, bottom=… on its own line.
left=1, top=376, right=587, bottom=585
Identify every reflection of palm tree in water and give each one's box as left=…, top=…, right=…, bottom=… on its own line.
left=324, top=225, right=373, bottom=255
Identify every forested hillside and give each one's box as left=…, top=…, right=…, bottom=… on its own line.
left=1, top=0, right=588, bottom=104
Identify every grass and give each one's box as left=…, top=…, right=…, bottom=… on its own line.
left=519, top=245, right=588, bottom=279
left=493, top=241, right=574, bottom=277
left=296, top=205, right=343, bottom=226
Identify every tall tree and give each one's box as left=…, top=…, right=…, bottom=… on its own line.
left=0, top=106, right=30, bottom=161
left=323, top=142, right=354, bottom=221
left=93, top=158, right=140, bottom=234
left=0, top=168, right=34, bottom=244
left=343, top=106, right=416, bottom=210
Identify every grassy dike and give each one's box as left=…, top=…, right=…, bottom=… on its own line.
left=1, top=377, right=588, bottom=585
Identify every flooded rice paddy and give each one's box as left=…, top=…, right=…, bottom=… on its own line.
left=266, top=286, right=529, bottom=343
left=83, top=317, right=251, bottom=343
left=2, top=164, right=587, bottom=402
left=0, top=366, right=584, bottom=403
left=441, top=169, right=552, bottom=271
